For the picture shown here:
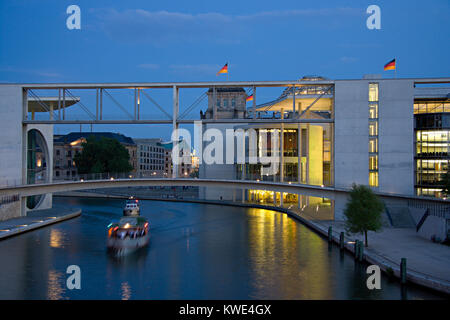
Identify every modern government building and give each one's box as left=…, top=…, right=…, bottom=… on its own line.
left=198, top=76, right=450, bottom=215
left=0, top=76, right=449, bottom=225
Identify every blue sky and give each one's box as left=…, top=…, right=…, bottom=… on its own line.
left=0, top=0, right=449, bottom=139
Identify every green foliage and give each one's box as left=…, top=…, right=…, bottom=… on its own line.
left=74, top=137, right=133, bottom=174
left=344, top=184, right=384, bottom=247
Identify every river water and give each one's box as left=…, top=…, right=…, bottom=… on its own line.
left=0, top=196, right=444, bottom=300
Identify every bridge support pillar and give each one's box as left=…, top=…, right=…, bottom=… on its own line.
left=172, top=85, right=179, bottom=178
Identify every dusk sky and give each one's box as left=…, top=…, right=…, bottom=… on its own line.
left=1, top=0, right=449, bottom=139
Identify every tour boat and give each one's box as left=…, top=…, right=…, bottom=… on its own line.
left=107, top=216, right=150, bottom=256
left=123, top=197, right=140, bottom=216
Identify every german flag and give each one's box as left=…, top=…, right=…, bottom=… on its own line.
left=246, top=94, right=253, bottom=102
left=384, top=58, right=396, bottom=71
left=216, top=63, right=228, bottom=75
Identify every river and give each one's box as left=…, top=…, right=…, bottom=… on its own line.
left=0, top=196, right=443, bottom=299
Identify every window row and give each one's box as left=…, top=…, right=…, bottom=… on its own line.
left=414, top=102, right=450, bottom=114
left=139, top=145, right=163, bottom=153
left=140, top=165, right=164, bottom=171
left=140, top=152, right=163, bottom=158
left=368, top=83, right=379, bottom=187
left=216, top=98, right=237, bottom=108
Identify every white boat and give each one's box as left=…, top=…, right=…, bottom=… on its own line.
left=123, top=197, right=140, bottom=216
left=107, top=216, right=150, bottom=256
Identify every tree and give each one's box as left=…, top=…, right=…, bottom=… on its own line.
left=74, top=137, right=133, bottom=175
left=343, top=184, right=384, bottom=247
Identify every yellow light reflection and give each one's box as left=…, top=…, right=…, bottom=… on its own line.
left=247, top=208, right=333, bottom=299
left=50, top=229, right=64, bottom=248
left=47, top=270, right=65, bottom=300
left=121, top=282, right=131, bottom=300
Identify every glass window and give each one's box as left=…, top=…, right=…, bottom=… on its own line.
left=369, top=83, right=379, bottom=102
left=369, top=103, right=378, bottom=119
left=369, top=155, right=378, bottom=171
left=369, top=138, right=378, bottom=153
left=369, top=172, right=378, bottom=187
left=369, top=121, right=378, bottom=136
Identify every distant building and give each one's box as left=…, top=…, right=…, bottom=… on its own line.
left=134, top=138, right=165, bottom=177
left=160, top=140, right=196, bottom=177
left=53, top=132, right=137, bottom=180
left=202, top=87, right=248, bottom=119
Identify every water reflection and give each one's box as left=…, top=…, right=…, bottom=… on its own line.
left=121, top=282, right=131, bottom=300
left=0, top=197, right=444, bottom=300
left=49, top=229, right=65, bottom=248
left=47, top=270, right=65, bottom=300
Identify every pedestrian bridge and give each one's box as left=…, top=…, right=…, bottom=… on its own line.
left=1, top=178, right=448, bottom=208
left=1, top=178, right=449, bottom=222
left=0, top=178, right=338, bottom=199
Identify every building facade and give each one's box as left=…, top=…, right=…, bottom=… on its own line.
left=414, top=88, right=450, bottom=197
left=199, top=77, right=450, bottom=217
left=134, top=138, right=165, bottom=177
left=53, top=132, right=137, bottom=180
left=161, top=140, right=197, bottom=177
left=0, top=78, right=449, bottom=221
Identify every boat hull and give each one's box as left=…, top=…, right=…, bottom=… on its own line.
left=107, top=233, right=150, bottom=256
left=123, top=208, right=140, bottom=216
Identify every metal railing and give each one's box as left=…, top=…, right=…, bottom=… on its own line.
left=55, top=171, right=198, bottom=182
left=408, top=199, right=450, bottom=218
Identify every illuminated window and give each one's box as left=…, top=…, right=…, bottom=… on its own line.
left=369, top=83, right=379, bottom=187
left=369, top=172, right=378, bottom=187
left=369, top=121, right=378, bottom=136
left=369, top=138, right=378, bottom=153
left=369, top=103, right=378, bottom=119
left=369, top=83, right=378, bottom=102
left=369, top=156, right=378, bottom=171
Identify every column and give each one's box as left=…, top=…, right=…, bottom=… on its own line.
left=297, top=123, right=301, bottom=183
left=172, top=85, right=179, bottom=178
left=213, top=87, right=217, bottom=120
left=280, top=108, right=284, bottom=182
left=252, top=86, right=256, bottom=119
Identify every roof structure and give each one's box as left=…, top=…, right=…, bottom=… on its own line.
left=54, top=132, right=136, bottom=145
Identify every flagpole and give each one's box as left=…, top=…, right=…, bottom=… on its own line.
left=395, top=59, right=397, bottom=79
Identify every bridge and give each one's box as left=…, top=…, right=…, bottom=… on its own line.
left=2, top=79, right=450, bottom=221
left=0, top=178, right=337, bottom=198
left=1, top=178, right=449, bottom=221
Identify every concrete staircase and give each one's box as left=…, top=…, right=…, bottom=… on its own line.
left=385, top=206, right=416, bottom=228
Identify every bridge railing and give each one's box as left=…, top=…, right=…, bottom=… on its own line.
left=0, top=178, right=24, bottom=188
left=61, top=171, right=197, bottom=182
